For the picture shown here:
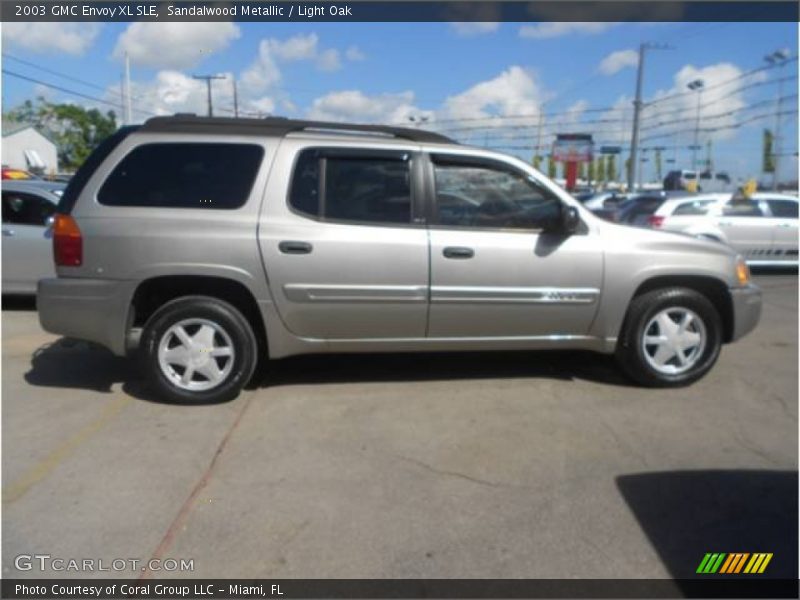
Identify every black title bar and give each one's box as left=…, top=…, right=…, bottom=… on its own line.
left=1, top=1, right=798, bottom=22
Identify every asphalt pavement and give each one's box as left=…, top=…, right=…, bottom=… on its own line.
left=2, top=273, right=797, bottom=580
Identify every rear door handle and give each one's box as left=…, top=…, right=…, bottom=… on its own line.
left=443, top=246, right=474, bottom=259
left=279, top=240, right=313, bottom=255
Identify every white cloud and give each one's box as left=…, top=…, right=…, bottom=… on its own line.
left=519, top=22, right=617, bottom=39
left=3, top=23, right=100, bottom=55
left=317, top=48, right=341, bottom=72
left=441, top=66, right=544, bottom=122
left=450, top=22, right=501, bottom=36
left=306, top=90, right=429, bottom=124
left=269, top=33, right=319, bottom=61
left=240, top=33, right=345, bottom=94
left=113, top=23, right=240, bottom=69
left=598, top=49, right=639, bottom=75
left=241, top=39, right=283, bottom=92
left=640, top=62, right=768, bottom=147
left=345, top=46, right=366, bottom=61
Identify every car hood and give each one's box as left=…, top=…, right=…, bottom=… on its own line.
left=597, top=219, right=738, bottom=260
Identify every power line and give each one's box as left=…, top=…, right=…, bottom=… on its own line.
left=2, top=69, right=157, bottom=116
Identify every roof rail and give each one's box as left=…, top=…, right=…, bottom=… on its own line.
left=140, top=115, right=455, bottom=144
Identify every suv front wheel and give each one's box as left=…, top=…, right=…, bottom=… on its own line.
left=141, top=296, right=258, bottom=403
left=616, top=287, right=722, bottom=387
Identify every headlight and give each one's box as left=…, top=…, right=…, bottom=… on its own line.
left=735, top=256, right=750, bottom=286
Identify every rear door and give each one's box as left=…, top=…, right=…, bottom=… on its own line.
left=763, top=197, right=799, bottom=262
left=425, top=153, right=602, bottom=338
left=260, top=144, right=430, bottom=339
left=714, top=198, right=774, bottom=260
left=1, top=190, right=56, bottom=293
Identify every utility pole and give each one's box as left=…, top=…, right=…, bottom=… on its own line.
left=119, top=76, right=125, bottom=126
left=124, top=52, right=132, bottom=124
left=535, top=108, right=544, bottom=163
left=765, top=49, right=790, bottom=190
left=627, top=42, right=671, bottom=192
left=193, top=74, right=226, bottom=117
left=232, top=77, right=239, bottom=118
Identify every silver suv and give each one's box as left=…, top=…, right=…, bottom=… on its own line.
left=38, top=116, right=762, bottom=403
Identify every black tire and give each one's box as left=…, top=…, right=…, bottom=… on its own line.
left=141, top=296, right=258, bottom=404
left=616, top=287, right=722, bottom=387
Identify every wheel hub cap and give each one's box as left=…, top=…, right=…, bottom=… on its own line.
left=642, top=307, right=707, bottom=375
left=157, top=318, right=235, bottom=392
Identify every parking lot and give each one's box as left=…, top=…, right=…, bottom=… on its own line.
left=2, top=272, right=797, bottom=580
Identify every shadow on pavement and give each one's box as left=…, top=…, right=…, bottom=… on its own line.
left=2, top=295, right=37, bottom=311
left=24, top=338, right=633, bottom=403
left=617, top=470, right=798, bottom=583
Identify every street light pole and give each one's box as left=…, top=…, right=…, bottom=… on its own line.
left=687, top=79, right=705, bottom=171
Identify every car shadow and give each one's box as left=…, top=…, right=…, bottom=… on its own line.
left=617, top=469, right=798, bottom=585
left=2, top=295, right=37, bottom=311
left=23, top=338, right=634, bottom=404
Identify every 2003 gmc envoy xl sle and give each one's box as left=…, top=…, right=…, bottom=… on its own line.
left=38, top=115, right=762, bottom=404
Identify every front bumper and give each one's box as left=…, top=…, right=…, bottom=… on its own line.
left=37, top=278, right=136, bottom=356
left=729, top=283, right=762, bottom=342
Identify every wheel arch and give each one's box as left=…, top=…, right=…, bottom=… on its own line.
left=625, top=275, right=734, bottom=343
left=130, top=275, right=268, bottom=355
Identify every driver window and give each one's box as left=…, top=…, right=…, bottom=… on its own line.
left=432, top=157, right=561, bottom=230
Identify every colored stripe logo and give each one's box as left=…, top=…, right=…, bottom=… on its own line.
left=697, top=553, right=773, bottom=574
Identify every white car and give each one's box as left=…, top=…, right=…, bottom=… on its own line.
left=649, top=193, right=799, bottom=266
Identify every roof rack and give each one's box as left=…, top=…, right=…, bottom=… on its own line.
left=140, top=115, right=455, bottom=144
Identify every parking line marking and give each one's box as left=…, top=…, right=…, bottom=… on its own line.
left=140, top=393, right=254, bottom=580
left=3, top=395, right=132, bottom=504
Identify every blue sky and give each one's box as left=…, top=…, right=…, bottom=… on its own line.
left=2, top=21, right=798, bottom=183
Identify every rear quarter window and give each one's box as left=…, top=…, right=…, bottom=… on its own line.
left=98, top=142, right=264, bottom=209
left=672, top=200, right=713, bottom=216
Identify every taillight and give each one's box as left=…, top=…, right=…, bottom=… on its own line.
left=53, top=214, right=82, bottom=266
left=648, top=215, right=665, bottom=228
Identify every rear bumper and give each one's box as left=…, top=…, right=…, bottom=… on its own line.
left=729, top=283, right=762, bottom=343
left=37, top=278, right=136, bottom=356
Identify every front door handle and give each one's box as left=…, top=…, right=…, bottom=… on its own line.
left=443, top=246, right=474, bottom=259
left=2, top=229, right=15, bottom=237
left=279, top=240, right=313, bottom=255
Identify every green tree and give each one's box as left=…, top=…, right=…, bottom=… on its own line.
left=532, top=155, right=542, bottom=171
left=606, top=155, right=616, bottom=182
left=547, top=155, right=556, bottom=178
left=578, top=161, right=586, bottom=181
left=595, top=156, right=605, bottom=184
left=586, top=160, right=594, bottom=182
left=5, top=97, right=117, bottom=170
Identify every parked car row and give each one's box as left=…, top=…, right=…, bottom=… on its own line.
left=587, top=190, right=798, bottom=267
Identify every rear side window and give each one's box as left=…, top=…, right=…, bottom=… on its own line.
left=672, top=200, right=714, bottom=216
left=98, top=143, right=264, bottom=209
left=766, top=199, right=798, bottom=218
left=289, top=149, right=412, bottom=225
left=2, top=191, right=56, bottom=226
left=723, top=200, right=764, bottom=217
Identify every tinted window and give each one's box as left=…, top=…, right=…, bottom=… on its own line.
left=2, top=191, right=56, bottom=226
left=723, top=200, right=764, bottom=217
left=672, top=200, right=714, bottom=216
left=433, top=157, right=561, bottom=230
left=98, top=143, right=264, bottom=209
left=619, top=197, right=665, bottom=226
left=289, top=150, right=412, bottom=225
left=767, top=199, right=799, bottom=218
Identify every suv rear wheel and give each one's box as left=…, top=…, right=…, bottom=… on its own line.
left=141, top=296, right=258, bottom=403
left=616, top=287, right=722, bottom=387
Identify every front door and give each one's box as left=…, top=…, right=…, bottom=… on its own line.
left=2, top=190, right=56, bottom=293
left=261, top=146, right=429, bottom=339
left=425, top=154, right=603, bottom=338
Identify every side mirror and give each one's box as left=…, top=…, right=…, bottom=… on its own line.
left=561, top=205, right=580, bottom=234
